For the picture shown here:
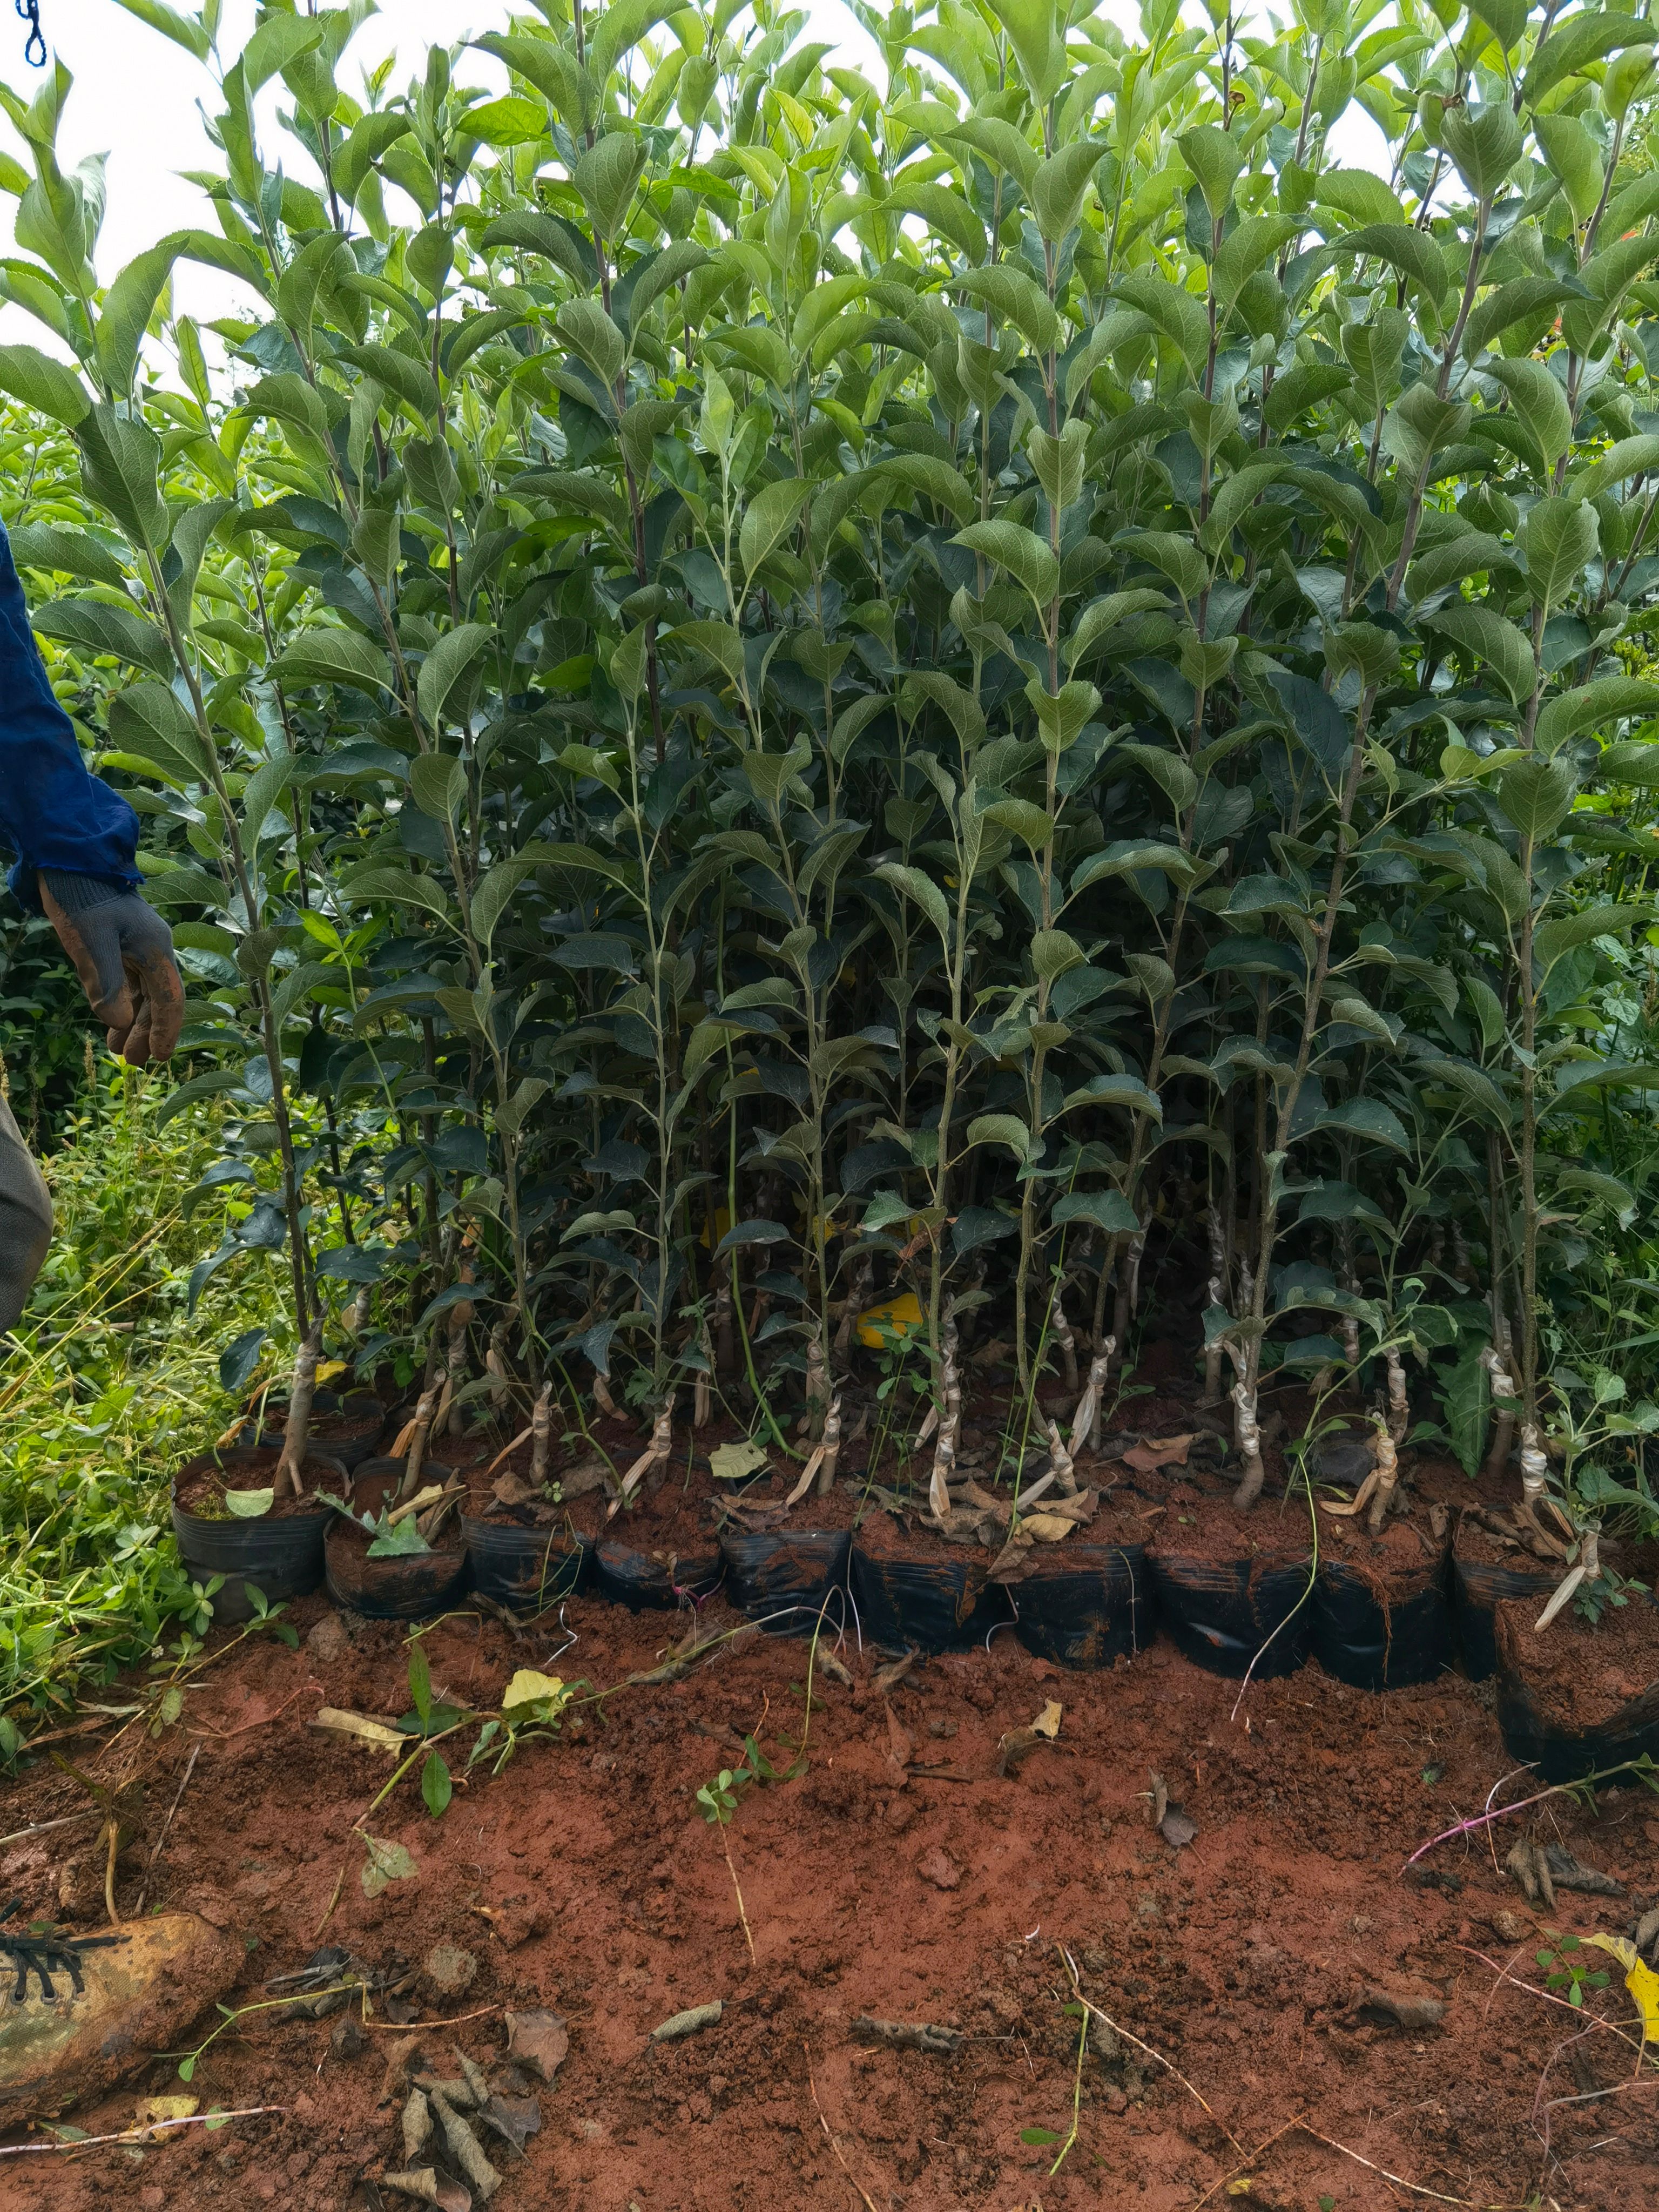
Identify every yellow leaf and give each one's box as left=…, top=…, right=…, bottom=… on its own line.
left=309, top=1706, right=406, bottom=1751
left=134, top=2094, right=198, bottom=2132
left=1031, top=1700, right=1062, bottom=1739
left=502, top=1668, right=568, bottom=1717
left=1582, top=1934, right=1659, bottom=2050
left=316, top=1360, right=349, bottom=1383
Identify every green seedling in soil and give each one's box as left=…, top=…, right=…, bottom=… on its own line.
left=1535, top=1933, right=1611, bottom=2009
left=696, top=1764, right=757, bottom=1964
left=1574, top=1567, right=1650, bottom=1626
left=314, top=1489, right=434, bottom=1558
left=1022, top=1997, right=1090, bottom=2176
left=168, top=1979, right=361, bottom=2085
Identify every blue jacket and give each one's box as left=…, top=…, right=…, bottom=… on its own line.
left=0, top=520, right=140, bottom=911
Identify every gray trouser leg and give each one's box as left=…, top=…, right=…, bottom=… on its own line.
left=0, top=1093, right=51, bottom=1335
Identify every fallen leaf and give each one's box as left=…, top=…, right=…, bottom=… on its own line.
left=1581, top=1934, right=1659, bottom=2046
left=996, top=1701, right=1062, bottom=1778
left=816, top=1648, right=854, bottom=1689
left=709, top=1438, right=770, bottom=1482
left=311, top=1708, right=407, bottom=1752
left=559, top=1458, right=610, bottom=1498
left=478, top=2092, right=542, bottom=2153
left=1123, top=1432, right=1193, bottom=1474
left=504, top=2008, right=568, bottom=2083
left=493, top=1471, right=539, bottom=1508
left=134, top=2094, right=198, bottom=2131
left=917, top=1846, right=960, bottom=1891
left=223, top=1488, right=274, bottom=1520
left=872, top=1651, right=916, bottom=1695
left=651, top=1999, right=723, bottom=2042
left=1159, top=1809, right=1198, bottom=1849
left=361, top=1836, right=417, bottom=1899
left=1021, top=1512, right=1077, bottom=1542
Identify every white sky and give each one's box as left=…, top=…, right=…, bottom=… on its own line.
left=0, top=0, right=1382, bottom=347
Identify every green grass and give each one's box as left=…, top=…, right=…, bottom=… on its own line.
left=0, top=1066, right=285, bottom=1724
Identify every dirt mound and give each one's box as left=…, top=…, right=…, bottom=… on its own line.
left=2, top=1593, right=1656, bottom=2209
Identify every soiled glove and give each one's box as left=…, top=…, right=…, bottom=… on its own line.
left=39, top=871, right=184, bottom=1065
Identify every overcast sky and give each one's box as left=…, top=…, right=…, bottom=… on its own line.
left=0, top=0, right=876, bottom=336
left=0, top=1, right=1381, bottom=348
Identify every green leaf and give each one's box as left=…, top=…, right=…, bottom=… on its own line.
left=574, top=129, right=647, bottom=240
left=965, top=1112, right=1032, bottom=1160
left=360, top=1835, right=416, bottom=1897
left=0, top=340, right=91, bottom=425
left=874, top=861, right=951, bottom=943
left=879, top=455, right=976, bottom=523
left=75, top=404, right=169, bottom=548
left=1524, top=12, right=1653, bottom=104
left=1521, top=498, right=1599, bottom=611
left=95, top=241, right=181, bottom=396
left=1052, top=1189, right=1139, bottom=1234
left=1485, top=359, right=1573, bottom=473
left=223, top=1488, right=273, bottom=1520
left=1429, top=604, right=1536, bottom=707
left=417, top=622, right=493, bottom=729
left=739, top=477, right=811, bottom=578
left=421, top=1749, right=452, bottom=1817
left=959, top=261, right=1061, bottom=354
left=7, top=522, right=129, bottom=589
left=109, top=0, right=212, bottom=59
left=273, top=630, right=393, bottom=697
left=1498, top=757, right=1575, bottom=840
left=709, top=1438, right=771, bottom=1481
left=31, top=596, right=174, bottom=678
left=1311, top=1098, right=1413, bottom=1154
left=953, top=520, right=1058, bottom=608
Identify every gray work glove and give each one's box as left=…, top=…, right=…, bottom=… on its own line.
left=39, top=870, right=184, bottom=1065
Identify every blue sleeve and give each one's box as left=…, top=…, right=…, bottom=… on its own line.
left=0, top=520, right=140, bottom=913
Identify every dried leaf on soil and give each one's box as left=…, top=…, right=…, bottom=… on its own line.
left=1159, top=1810, right=1198, bottom=1849
left=1122, top=1433, right=1193, bottom=1474
left=134, top=2094, right=198, bottom=2130
left=996, top=1699, right=1062, bottom=1776
left=311, top=1708, right=406, bottom=1752
left=709, top=1439, right=770, bottom=1481
left=651, top=2000, right=723, bottom=2042
left=362, top=1836, right=418, bottom=1898
left=1581, top=1934, right=1659, bottom=2044
left=871, top=1651, right=915, bottom=1695
left=504, top=2009, right=568, bottom=2083
left=852, top=2015, right=962, bottom=2055
left=383, top=2169, right=470, bottom=2211
left=885, top=1703, right=914, bottom=1783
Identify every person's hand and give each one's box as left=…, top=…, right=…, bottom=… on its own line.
left=38, top=872, right=185, bottom=1065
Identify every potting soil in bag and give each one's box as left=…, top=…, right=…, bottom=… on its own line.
left=1452, top=1552, right=1557, bottom=1683
left=1148, top=1550, right=1313, bottom=1679
left=849, top=1521, right=1013, bottom=1653
left=171, top=1444, right=341, bottom=1621
left=1313, top=1528, right=1454, bottom=1691
left=1010, top=1542, right=1155, bottom=1669
left=463, top=1516, right=591, bottom=1610
left=1494, top=1593, right=1659, bottom=1785
left=718, top=1524, right=851, bottom=1635
left=594, top=1537, right=724, bottom=1611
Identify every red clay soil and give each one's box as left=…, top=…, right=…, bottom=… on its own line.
left=1494, top=1591, right=1659, bottom=1730
left=4, top=1585, right=1658, bottom=2212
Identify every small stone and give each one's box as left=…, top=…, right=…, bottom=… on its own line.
left=306, top=1611, right=349, bottom=1664
left=421, top=1944, right=480, bottom=2002
left=916, top=1846, right=960, bottom=1892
